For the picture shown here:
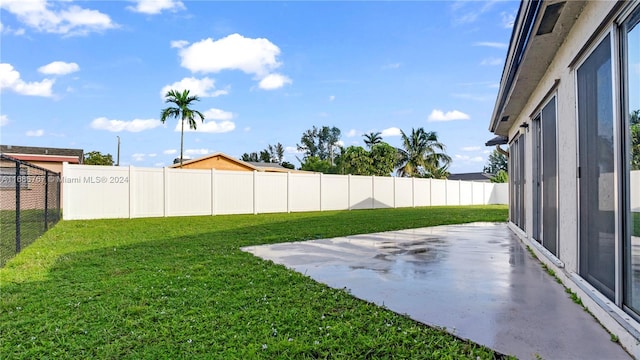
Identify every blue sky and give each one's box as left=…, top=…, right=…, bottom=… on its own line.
left=0, top=0, right=517, bottom=172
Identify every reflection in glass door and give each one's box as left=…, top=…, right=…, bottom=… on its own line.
left=623, top=8, right=640, bottom=314
left=578, top=34, right=615, bottom=301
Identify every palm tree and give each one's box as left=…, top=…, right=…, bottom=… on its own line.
left=396, top=128, right=451, bottom=178
left=363, top=131, right=382, bottom=149
left=160, top=89, right=205, bottom=168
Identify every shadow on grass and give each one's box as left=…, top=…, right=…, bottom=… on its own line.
left=1, top=206, right=510, bottom=359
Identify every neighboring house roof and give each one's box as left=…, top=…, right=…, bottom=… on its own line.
left=485, top=135, right=508, bottom=147
left=0, top=145, right=83, bottom=164
left=448, top=172, right=492, bottom=182
left=169, top=152, right=308, bottom=173
left=489, top=0, right=590, bottom=136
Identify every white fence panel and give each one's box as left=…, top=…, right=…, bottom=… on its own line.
left=62, top=164, right=130, bottom=219
left=488, top=183, right=509, bottom=205
left=131, top=167, right=164, bottom=218
left=215, top=171, right=254, bottom=215
left=350, top=175, right=373, bottom=210
left=290, top=173, right=320, bottom=212
left=255, top=172, right=288, bottom=214
left=472, top=182, right=485, bottom=205
left=413, top=179, right=431, bottom=207
left=394, top=177, right=413, bottom=208
left=166, top=168, right=211, bottom=216
left=321, top=174, right=349, bottom=211
left=632, top=171, right=640, bottom=212
left=459, top=181, right=473, bottom=206
left=62, top=164, right=509, bottom=220
left=373, top=177, right=394, bottom=208
left=430, top=179, right=447, bottom=206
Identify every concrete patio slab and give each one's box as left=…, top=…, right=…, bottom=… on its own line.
left=242, top=222, right=631, bottom=360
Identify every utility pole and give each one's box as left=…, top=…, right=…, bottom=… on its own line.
left=116, top=136, right=120, bottom=166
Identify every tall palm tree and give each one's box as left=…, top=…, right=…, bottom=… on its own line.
left=363, top=131, right=382, bottom=149
left=160, top=89, right=205, bottom=168
left=396, top=128, right=451, bottom=178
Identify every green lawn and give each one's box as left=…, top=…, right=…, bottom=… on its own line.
left=1, top=206, right=509, bottom=359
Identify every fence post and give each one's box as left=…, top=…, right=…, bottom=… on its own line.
left=211, top=169, right=216, bottom=216
left=412, top=177, right=415, bottom=208
left=348, top=174, right=351, bottom=210
left=15, top=162, right=21, bottom=253
left=287, top=172, right=291, bottom=213
left=371, top=176, right=375, bottom=209
left=253, top=170, right=258, bottom=215
left=319, top=173, right=323, bottom=211
left=128, top=165, right=133, bottom=218
left=44, top=170, right=49, bottom=230
left=393, top=176, right=396, bottom=208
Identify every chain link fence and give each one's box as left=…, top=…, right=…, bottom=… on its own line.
left=1, top=154, right=61, bottom=267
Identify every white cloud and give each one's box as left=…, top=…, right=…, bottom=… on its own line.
left=132, top=153, right=145, bottom=161
left=473, top=42, right=508, bottom=49
left=480, top=57, right=502, bottom=66
left=203, top=108, right=234, bottom=121
left=329, top=95, right=336, bottom=101
left=170, top=40, right=189, bottom=49
left=90, top=117, right=162, bottom=132
left=428, top=109, right=470, bottom=122
left=381, top=127, right=401, bottom=137
left=0, top=0, right=116, bottom=36
left=154, top=162, right=165, bottom=167
left=161, top=77, right=228, bottom=99
left=346, top=129, right=358, bottom=138
left=148, top=153, right=157, bottom=157
left=0, top=63, right=54, bottom=97
left=455, top=154, right=484, bottom=162
left=258, top=73, right=292, bottom=90
left=243, top=126, right=251, bottom=132
left=170, top=107, right=235, bottom=134
left=336, top=140, right=345, bottom=147
left=501, top=11, right=516, bottom=29
left=163, top=149, right=177, bottom=155
left=38, top=61, right=79, bottom=75
left=178, top=34, right=282, bottom=77
left=174, top=119, right=235, bottom=134
left=184, top=148, right=210, bottom=156
left=128, top=0, right=185, bottom=15
left=461, top=146, right=481, bottom=152
left=26, top=129, right=44, bottom=137
left=0, top=115, right=8, bottom=127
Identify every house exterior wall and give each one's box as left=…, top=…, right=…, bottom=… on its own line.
left=506, top=0, right=616, bottom=273
left=500, top=1, right=640, bottom=355
left=178, top=155, right=254, bottom=171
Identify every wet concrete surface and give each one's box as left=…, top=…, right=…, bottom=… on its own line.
left=242, top=223, right=631, bottom=360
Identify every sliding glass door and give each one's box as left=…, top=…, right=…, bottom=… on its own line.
left=577, top=34, right=616, bottom=301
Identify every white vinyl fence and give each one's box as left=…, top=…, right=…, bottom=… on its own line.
left=61, top=164, right=509, bottom=220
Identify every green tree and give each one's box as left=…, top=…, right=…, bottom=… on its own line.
left=396, top=128, right=451, bottom=178
left=84, top=151, right=114, bottom=165
left=241, top=152, right=260, bottom=162
left=340, top=146, right=372, bottom=175
left=483, top=149, right=508, bottom=174
left=300, top=156, right=334, bottom=173
left=363, top=131, right=382, bottom=149
left=490, top=169, right=509, bottom=183
left=297, top=126, right=341, bottom=165
left=160, top=89, right=205, bottom=168
left=369, top=143, right=397, bottom=176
